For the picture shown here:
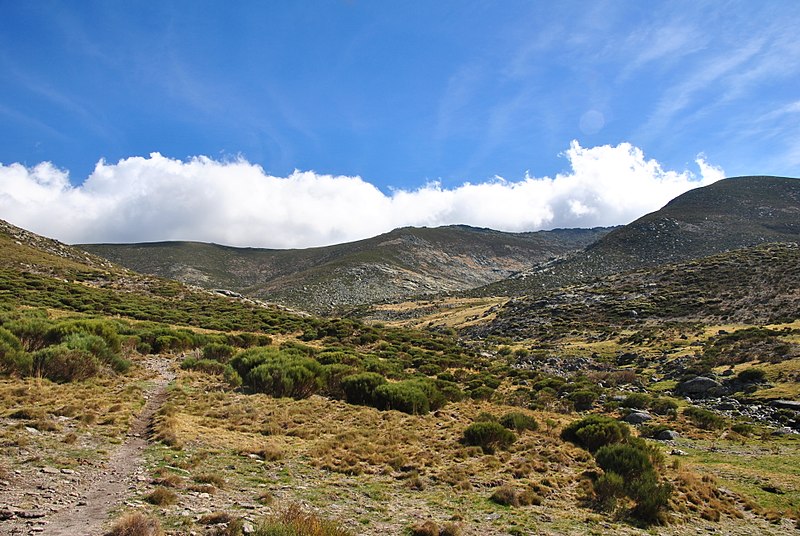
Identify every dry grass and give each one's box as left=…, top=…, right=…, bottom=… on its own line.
left=144, top=486, right=178, bottom=506
left=106, top=511, right=164, bottom=536
left=256, top=503, right=353, bottom=536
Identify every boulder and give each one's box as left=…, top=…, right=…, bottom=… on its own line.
left=676, top=376, right=724, bottom=398
left=656, top=430, right=680, bottom=440
left=770, top=400, right=800, bottom=411
left=623, top=411, right=652, bottom=424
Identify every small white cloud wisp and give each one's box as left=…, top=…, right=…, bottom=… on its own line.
left=0, top=141, right=723, bottom=248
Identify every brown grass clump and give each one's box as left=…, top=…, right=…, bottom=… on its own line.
left=489, top=484, right=542, bottom=507
left=106, top=511, right=164, bottom=536
left=199, top=511, right=235, bottom=525
left=440, top=523, right=463, bottom=536
left=62, top=431, right=78, bottom=444
left=410, top=520, right=439, bottom=536
left=672, top=471, right=742, bottom=519
left=255, top=503, right=353, bottom=536
left=144, top=487, right=178, bottom=506
left=188, top=483, right=217, bottom=494
left=194, top=473, right=226, bottom=489
left=152, top=473, right=183, bottom=488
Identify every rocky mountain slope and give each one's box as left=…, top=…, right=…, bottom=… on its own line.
left=473, top=176, right=800, bottom=297
left=468, top=242, right=800, bottom=342
left=80, top=225, right=611, bottom=313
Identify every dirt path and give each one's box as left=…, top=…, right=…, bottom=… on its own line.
left=1, top=356, right=174, bottom=536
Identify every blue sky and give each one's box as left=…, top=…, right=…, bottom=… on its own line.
left=0, top=1, right=798, bottom=247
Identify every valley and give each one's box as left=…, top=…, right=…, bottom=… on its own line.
left=0, top=176, right=799, bottom=535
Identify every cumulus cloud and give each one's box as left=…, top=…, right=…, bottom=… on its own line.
left=0, top=141, right=724, bottom=248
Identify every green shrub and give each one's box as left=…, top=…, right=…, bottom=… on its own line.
left=561, top=415, right=630, bottom=453
left=181, top=357, right=227, bottom=375
left=32, top=345, right=99, bottom=382
left=621, top=393, right=652, bottom=410
left=181, top=357, right=242, bottom=388
left=4, top=318, right=51, bottom=351
left=595, top=443, right=672, bottom=523
left=594, top=443, right=653, bottom=481
left=374, top=382, right=430, bottom=414
left=737, top=367, right=767, bottom=383
left=406, top=379, right=446, bottom=411
left=499, top=411, right=538, bottom=432
left=570, top=389, right=598, bottom=411
left=462, top=421, right=516, bottom=454
left=731, top=422, right=754, bottom=436
left=232, top=347, right=324, bottom=399
left=593, top=471, right=625, bottom=511
left=435, top=379, right=465, bottom=402
left=469, top=385, right=495, bottom=401
left=202, top=342, right=236, bottom=362
left=650, top=397, right=679, bottom=416
left=683, top=406, right=726, bottom=430
left=46, top=319, right=122, bottom=354
left=64, top=332, right=130, bottom=373
left=474, top=412, right=498, bottom=423
left=0, top=327, right=28, bottom=376
left=341, top=372, right=387, bottom=405
left=628, top=472, right=673, bottom=523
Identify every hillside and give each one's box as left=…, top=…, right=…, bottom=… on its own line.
left=80, top=225, right=611, bottom=313
left=2, top=219, right=800, bottom=535
left=474, top=176, right=800, bottom=297
left=467, top=242, right=800, bottom=342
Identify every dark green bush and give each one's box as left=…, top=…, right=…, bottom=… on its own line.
left=341, top=372, right=387, bottom=406
left=32, top=345, right=99, bottom=382
left=474, top=412, right=498, bottom=423
left=406, top=379, right=446, bottom=411
left=683, top=406, right=726, bottom=430
left=0, top=334, right=29, bottom=376
left=621, top=393, right=652, bottom=410
left=628, top=472, right=673, bottom=523
left=737, top=367, right=766, bottom=383
left=499, top=411, right=538, bottom=432
left=593, top=471, right=625, bottom=511
left=374, top=382, right=430, bottom=414
left=182, top=357, right=227, bottom=375
left=650, top=397, right=679, bottom=416
left=46, top=319, right=122, bottom=354
left=64, top=332, right=130, bottom=373
left=202, top=342, right=236, bottom=362
left=594, top=443, right=653, bottom=480
left=232, top=347, right=324, bottom=399
left=469, top=385, right=495, bottom=401
left=4, top=317, right=51, bottom=351
left=592, top=439, right=672, bottom=523
left=570, top=389, right=598, bottom=411
left=462, top=421, right=516, bottom=454
left=561, top=415, right=630, bottom=452
left=731, top=422, right=754, bottom=436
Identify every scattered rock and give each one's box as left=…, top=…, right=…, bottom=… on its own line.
left=623, top=411, right=652, bottom=424
left=675, top=376, right=724, bottom=398
left=656, top=430, right=680, bottom=440
left=771, top=400, right=800, bottom=411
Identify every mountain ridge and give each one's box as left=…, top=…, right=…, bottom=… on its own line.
left=471, top=175, right=800, bottom=297
left=80, top=224, right=612, bottom=312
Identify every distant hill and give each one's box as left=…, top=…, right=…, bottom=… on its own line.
left=80, top=225, right=611, bottom=313
left=467, top=242, right=800, bottom=342
left=473, top=176, right=800, bottom=297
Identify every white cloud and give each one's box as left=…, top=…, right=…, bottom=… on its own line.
left=0, top=142, right=723, bottom=249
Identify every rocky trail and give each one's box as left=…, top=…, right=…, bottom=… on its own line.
left=1, top=356, right=175, bottom=535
